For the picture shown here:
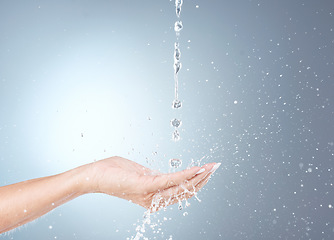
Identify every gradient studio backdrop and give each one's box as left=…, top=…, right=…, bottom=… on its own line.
left=1, top=0, right=334, bottom=239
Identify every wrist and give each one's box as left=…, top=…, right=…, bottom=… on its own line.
left=66, top=163, right=96, bottom=195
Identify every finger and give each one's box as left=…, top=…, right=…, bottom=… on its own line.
left=152, top=171, right=214, bottom=211
left=193, top=162, right=221, bottom=187
left=149, top=163, right=221, bottom=210
left=177, top=162, right=218, bottom=190
left=165, top=176, right=212, bottom=207
left=163, top=176, right=206, bottom=203
left=194, top=172, right=212, bottom=192
left=154, top=165, right=206, bottom=190
left=189, top=162, right=221, bottom=196
left=173, top=162, right=219, bottom=184
left=165, top=162, right=221, bottom=199
left=155, top=176, right=205, bottom=206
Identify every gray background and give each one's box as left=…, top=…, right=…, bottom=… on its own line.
left=1, top=0, right=334, bottom=239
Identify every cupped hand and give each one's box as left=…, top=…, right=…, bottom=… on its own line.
left=84, top=156, right=220, bottom=212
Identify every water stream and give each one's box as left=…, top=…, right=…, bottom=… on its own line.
left=170, top=0, right=184, bottom=169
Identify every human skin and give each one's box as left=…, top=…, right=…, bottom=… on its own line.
left=0, top=156, right=220, bottom=234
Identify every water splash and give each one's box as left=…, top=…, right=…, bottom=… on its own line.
left=132, top=211, right=151, bottom=240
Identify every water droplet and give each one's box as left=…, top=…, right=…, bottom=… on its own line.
left=175, top=0, right=183, bottom=8
left=172, top=99, right=182, bottom=109
left=175, top=0, right=183, bottom=17
left=178, top=200, right=183, bottom=210
left=174, top=62, right=182, bottom=74
left=176, top=6, right=181, bottom=18
left=174, top=48, right=181, bottom=61
left=299, top=163, right=303, bottom=170
left=174, top=21, right=183, bottom=32
left=194, top=192, right=201, bottom=202
left=170, top=158, right=182, bottom=168
left=171, top=118, right=182, bottom=128
left=172, top=129, right=180, bottom=141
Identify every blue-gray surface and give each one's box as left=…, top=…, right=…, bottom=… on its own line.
left=1, top=0, right=333, bottom=239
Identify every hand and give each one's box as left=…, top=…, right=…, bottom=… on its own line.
left=0, top=156, right=220, bottom=233
left=84, top=156, right=220, bottom=212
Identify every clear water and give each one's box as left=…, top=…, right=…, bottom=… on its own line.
left=172, top=99, right=182, bottom=109
left=1, top=1, right=334, bottom=240
left=171, top=118, right=181, bottom=128
left=175, top=0, right=183, bottom=18
left=172, top=129, right=180, bottom=142
left=169, top=0, right=184, bottom=171
left=169, top=158, right=182, bottom=168
left=173, top=61, right=181, bottom=75
left=174, top=21, right=183, bottom=32
left=174, top=43, right=181, bottom=61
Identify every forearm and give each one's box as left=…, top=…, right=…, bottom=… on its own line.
left=0, top=156, right=217, bottom=234
left=0, top=165, right=90, bottom=234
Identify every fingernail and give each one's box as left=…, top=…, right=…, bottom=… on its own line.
left=209, top=163, right=221, bottom=173
left=195, top=168, right=205, bottom=175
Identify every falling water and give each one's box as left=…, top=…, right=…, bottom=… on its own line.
left=170, top=0, right=183, bottom=168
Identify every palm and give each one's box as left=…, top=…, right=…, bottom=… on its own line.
left=90, top=156, right=218, bottom=212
